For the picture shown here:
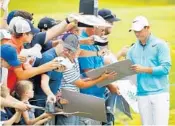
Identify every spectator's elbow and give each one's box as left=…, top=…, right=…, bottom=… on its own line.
left=75, top=81, right=88, bottom=89
left=77, top=83, right=86, bottom=89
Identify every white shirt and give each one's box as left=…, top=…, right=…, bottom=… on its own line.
left=103, top=52, right=118, bottom=63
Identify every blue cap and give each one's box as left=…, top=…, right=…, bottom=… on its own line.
left=7, top=10, right=17, bottom=25
left=1, top=44, right=21, bottom=67
left=38, top=17, right=57, bottom=30
left=98, top=9, right=120, bottom=22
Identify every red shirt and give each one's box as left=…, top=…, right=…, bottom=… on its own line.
left=6, top=37, right=24, bottom=93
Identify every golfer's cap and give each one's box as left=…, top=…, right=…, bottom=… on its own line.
left=129, top=16, right=149, bottom=32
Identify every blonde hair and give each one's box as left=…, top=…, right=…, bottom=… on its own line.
left=15, top=80, right=33, bottom=98
left=0, top=85, right=10, bottom=98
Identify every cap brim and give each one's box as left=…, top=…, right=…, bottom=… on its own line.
left=64, top=43, right=77, bottom=53
left=128, top=27, right=143, bottom=32
left=107, top=17, right=121, bottom=22
left=78, top=22, right=93, bottom=27
left=8, top=60, right=21, bottom=67
left=51, top=22, right=57, bottom=27
left=129, top=23, right=145, bottom=32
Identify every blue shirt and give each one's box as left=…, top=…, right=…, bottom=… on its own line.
left=0, top=108, right=13, bottom=121
left=24, top=32, right=54, bottom=67
left=127, top=34, right=171, bottom=96
left=34, top=48, right=62, bottom=97
left=78, top=30, right=106, bottom=98
left=24, top=32, right=52, bottom=53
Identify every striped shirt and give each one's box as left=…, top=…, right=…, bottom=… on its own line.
left=61, top=58, right=80, bottom=92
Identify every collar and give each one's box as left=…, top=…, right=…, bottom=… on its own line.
left=138, top=34, right=153, bottom=47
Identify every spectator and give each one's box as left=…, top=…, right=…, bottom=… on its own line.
left=78, top=27, right=120, bottom=125
left=1, top=22, right=63, bottom=93
left=98, top=8, right=128, bottom=125
left=37, top=17, right=61, bottom=49
left=15, top=80, right=54, bottom=125
left=56, top=33, right=116, bottom=125
left=38, top=17, right=57, bottom=32
left=0, top=85, right=22, bottom=126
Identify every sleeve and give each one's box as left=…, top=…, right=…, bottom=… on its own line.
left=42, top=41, right=52, bottom=52
left=0, top=112, right=7, bottom=121
left=39, top=55, right=52, bottom=77
left=32, top=32, right=46, bottom=47
left=5, top=108, right=13, bottom=120
left=78, top=44, right=95, bottom=70
left=0, top=108, right=13, bottom=121
left=152, top=42, right=171, bottom=75
left=126, top=47, right=134, bottom=64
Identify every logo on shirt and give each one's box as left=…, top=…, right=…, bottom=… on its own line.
left=152, top=44, right=157, bottom=47
left=133, top=20, right=138, bottom=23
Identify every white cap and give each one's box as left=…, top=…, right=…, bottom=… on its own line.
left=9, top=17, right=31, bottom=34
left=8, top=16, right=24, bottom=32
left=0, top=29, right=11, bottom=41
left=129, top=16, right=149, bottom=32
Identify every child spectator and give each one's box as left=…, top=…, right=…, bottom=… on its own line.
left=15, top=80, right=54, bottom=125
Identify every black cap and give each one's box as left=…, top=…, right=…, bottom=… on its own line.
left=38, top=17, right=57, bottom=30
left=98, top=8, right=121, bottom=22
left=78, top=0, right=94, bottom=27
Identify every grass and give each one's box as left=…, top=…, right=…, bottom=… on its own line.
left=4, top=0, right=175, bottom=125
left=115, top=86, right=175, bottom=125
